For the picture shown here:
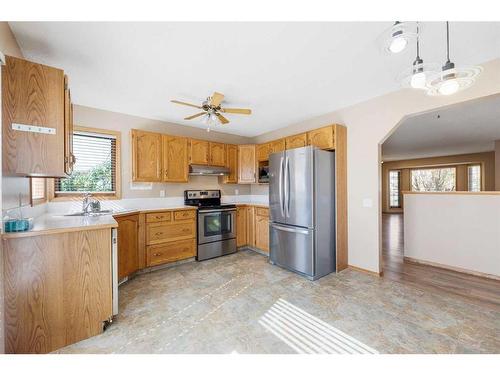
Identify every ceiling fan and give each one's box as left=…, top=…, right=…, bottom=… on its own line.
left=171, top=92, right=252, bottom=129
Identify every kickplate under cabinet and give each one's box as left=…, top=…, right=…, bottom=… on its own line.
left=12, top=123, right=56, bottom=135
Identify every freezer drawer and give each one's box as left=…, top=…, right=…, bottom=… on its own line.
left=270, top=223, right=314, bottom=277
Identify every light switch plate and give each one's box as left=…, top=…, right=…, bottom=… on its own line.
left=362, top=198, right=373, bottom=208
left=159, top=190, right=166, bottom=198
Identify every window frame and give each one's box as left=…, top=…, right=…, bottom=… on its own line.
left=410, top=165, right=457, bottom=192
left=467, top=163, right=483, bottom=192
left=48, top=126, right=121, bottom=201
left=388, top=169, right=402, bottom=209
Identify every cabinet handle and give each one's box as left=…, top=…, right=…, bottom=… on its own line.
left=165, top=169, right=168, bottom=177
left=153, top=253, right=161, bottom=257
left=155, top=232, right=163, bottom=236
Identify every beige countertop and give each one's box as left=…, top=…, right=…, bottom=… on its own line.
left=2, top=213, right=118, bottom=239
left=3, top=202, right=268, bottom=239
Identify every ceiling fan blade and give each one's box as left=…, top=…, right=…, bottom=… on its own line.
left=220, top=108, right=252, bottom=115
left=216, top=113, right=230, bottom=124
left=184, top=112, right=206, bottom=120
left=171, top=100, right=202, bottom=109
left=210, top=92, right=224, bottom=107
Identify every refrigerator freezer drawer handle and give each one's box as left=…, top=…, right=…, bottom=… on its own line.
left=271, top=224, right=309, bottom=235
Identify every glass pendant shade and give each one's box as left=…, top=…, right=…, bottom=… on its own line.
left=426, top=62, right=482, bottom=96
left=426, top=22, right=482, bottom=96
left=398, top=60, right=439, bottom=90
left=380, top=22, right=418, bottom=55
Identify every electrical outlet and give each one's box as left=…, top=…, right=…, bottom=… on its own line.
left=160, top=190, right=166, bottom=198
left=235, top=189, right=239, bottom=195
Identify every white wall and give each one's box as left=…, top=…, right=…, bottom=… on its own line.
left=404, top=193, right=500, bottom=277
left=254, top=58, right=500, bottom=273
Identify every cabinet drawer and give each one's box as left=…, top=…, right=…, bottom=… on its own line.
left=255, top=207, right=269, bottom=217
left=146, top=212, right=172, bottom=223
left=174, top=210, right=196, bottom=221
left=146, top=222, right=196, bottom=245
left=146, top=239, right=196, bottom=267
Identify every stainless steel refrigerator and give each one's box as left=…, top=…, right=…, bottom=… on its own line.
left=269, top=145, right=335, bottom=280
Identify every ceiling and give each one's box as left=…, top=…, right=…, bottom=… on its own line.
left=382, top=94, right=500, bottom=161
left=9, top=22, right=500, bottom=137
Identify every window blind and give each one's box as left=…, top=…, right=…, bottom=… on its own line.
left=467, top=165, right=481, bottom=192
left=55, top=131, right=117, bottom=194
left=31, top=178, right=46, bottom=200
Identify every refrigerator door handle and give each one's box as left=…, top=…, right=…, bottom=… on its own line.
left=284, top=156, right=290, bottom=217
left=279, top=156, right=285, bottom=217
left=271, top=223, right=310, bottom=235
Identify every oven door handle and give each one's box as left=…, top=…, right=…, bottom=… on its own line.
left=199, top=208, right=236, bottom=213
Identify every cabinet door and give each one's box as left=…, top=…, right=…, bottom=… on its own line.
left=285, top=133, right=308, bottom=150
left=238, top=145, right=256, bottom=184
left=236, top=206, right=247, bottom=247
left=270, top=139, right=285, bottom=154
left=307, top=125, right=335, bottom=150
left=63, top=75, right=75, bottom=175
left=116, top=214, right=139, bottom=279
left=210, top=142, right=226, bottom=166
left=189, top=139, right=209, bottom=165
left=255, top=213, right=269, bottom=253
left=247, top=206, right=255, bottom=247
left=2, top=56, right=66, bottom=177
left=131, top=129, right=162, bottom=182
left=224, top=144, right=238, bottom=184
left=163, top=135, right=188, bottom=182
left=256, top=143, right=270, bottom=162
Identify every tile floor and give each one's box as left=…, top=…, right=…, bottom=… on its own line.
left=56, top=250, right=500, bottom=354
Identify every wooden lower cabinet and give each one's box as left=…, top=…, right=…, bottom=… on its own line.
left=147, top=239, right=196, bottom=267
left=3, top=228, right=114, bottom=354
left=143, top=208, right=197, bottom=267
left=236, top=205, right=268, bottom=253
left=254, top=208, right=269, bottom=253
left=115, top=213, right=139, bottom=280
left=236, top=206, right=247, bottom=247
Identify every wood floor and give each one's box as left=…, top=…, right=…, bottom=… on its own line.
left=382, top=213, right=500, bottom=310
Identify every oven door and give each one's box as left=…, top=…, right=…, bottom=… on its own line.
left=198, top=209, right=236, bottom=244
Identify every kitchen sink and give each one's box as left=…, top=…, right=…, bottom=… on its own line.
left=64, top=210, right=113, bottom=217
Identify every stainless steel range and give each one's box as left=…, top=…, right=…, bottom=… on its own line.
left=184, top=190, right=237, bottom=261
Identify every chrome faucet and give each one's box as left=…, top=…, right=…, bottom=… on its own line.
left=82, top=193, right=93, bottom=213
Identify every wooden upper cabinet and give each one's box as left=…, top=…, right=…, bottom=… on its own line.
left=163, top=135, right=188, bottom=182
left=269, top=139, right=285, bottom=154
left=307, top=125, right=335, bottom=150
left=116, top=213, right=140, bottom=280
left=189, top=139, right=209, bottom=165
left=238, top=145, right=256, bottom=184
left=131, top=129, right=162, bottom=182
left=285, top=133, right=308, bottom=150
left=256, top=143, right=270, bottom=162
left=210, top=142, right=226, bottom=167
left=224, top=144, right=238, bottom=184
left=2, top=55, right=66, bottom=177
left=63, top=75, right=75, bottom=175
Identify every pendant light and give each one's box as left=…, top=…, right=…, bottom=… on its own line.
left=426, top=22, right=482, bottom=96
left=380, top=22, right=418, bottom=55
left=397, top=22, right=439, bottom=90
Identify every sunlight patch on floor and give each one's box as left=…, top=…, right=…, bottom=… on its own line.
left=259, top=298, right=379, bottom=354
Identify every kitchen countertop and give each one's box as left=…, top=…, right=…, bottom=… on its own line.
left=2, top=213, right=118, bottom=239
left=3, top=202, right=269, bottom=239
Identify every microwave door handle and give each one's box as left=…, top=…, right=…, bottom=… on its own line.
left=279, top=156, right=285, bottom=217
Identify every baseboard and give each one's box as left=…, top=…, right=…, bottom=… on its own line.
left=348, top=265, right=383, bottom=277
left=239, top=246, right=269, bottom=257
left=404, top=256, right=500, bottom=281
